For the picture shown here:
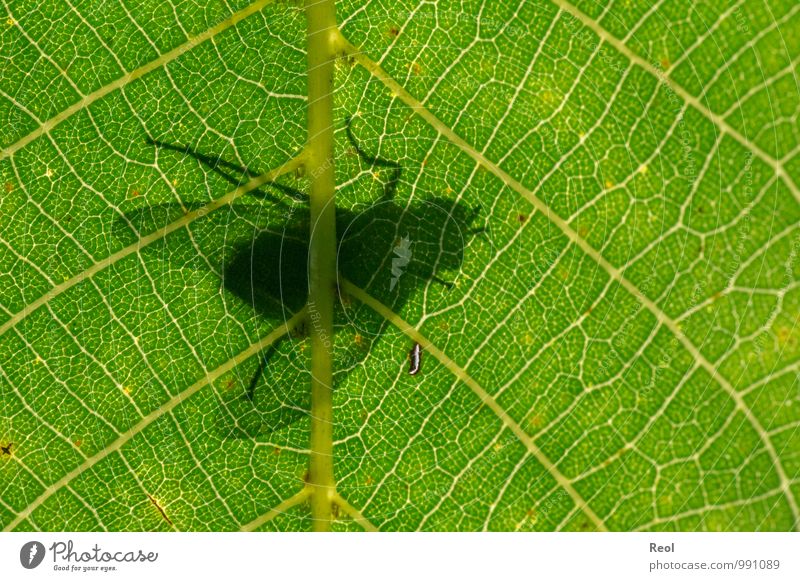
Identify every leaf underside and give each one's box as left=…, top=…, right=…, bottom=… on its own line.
left=0, top=0, right=798, bottom=532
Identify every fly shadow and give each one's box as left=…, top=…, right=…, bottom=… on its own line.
left=126, top=117, right=486, bottom=438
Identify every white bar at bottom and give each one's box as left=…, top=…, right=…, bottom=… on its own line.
left=0, top=532, right=797, bottom=580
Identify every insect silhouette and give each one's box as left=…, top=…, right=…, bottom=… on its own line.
left=125, top=115, right=486, bottom=437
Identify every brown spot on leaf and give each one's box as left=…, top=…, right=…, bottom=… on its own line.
left=4, top=182, right=13, bottom=193
left=777, top=326, right=793, bottom=346
left=146, top=493, right=174, bottom=527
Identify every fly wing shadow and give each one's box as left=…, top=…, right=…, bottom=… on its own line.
left=336, top=196, right=483, bottom=298
left=122, top=127, right=486, bottom=439
left=214, top=195, right=483, bottom=438
left=216, top=222, right=312, bottom=439
left=224, top=228, right=310, bottom=318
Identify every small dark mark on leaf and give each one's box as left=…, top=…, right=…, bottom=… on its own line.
left=146, top=493, right=174, bottom=527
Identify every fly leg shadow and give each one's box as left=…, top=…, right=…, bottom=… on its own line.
left=245, top=316, right=310, bottom=402
left=146, top=137, right=309, bottom=207
left=345, top=114, right=402, bottom=201
left=216, top=326, right=311, bottom=440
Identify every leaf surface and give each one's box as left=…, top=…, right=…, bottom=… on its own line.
left=0, top=0, right=798, bottom=531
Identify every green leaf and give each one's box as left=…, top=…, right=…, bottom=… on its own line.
left=1, top=0, right=798, bottom=532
